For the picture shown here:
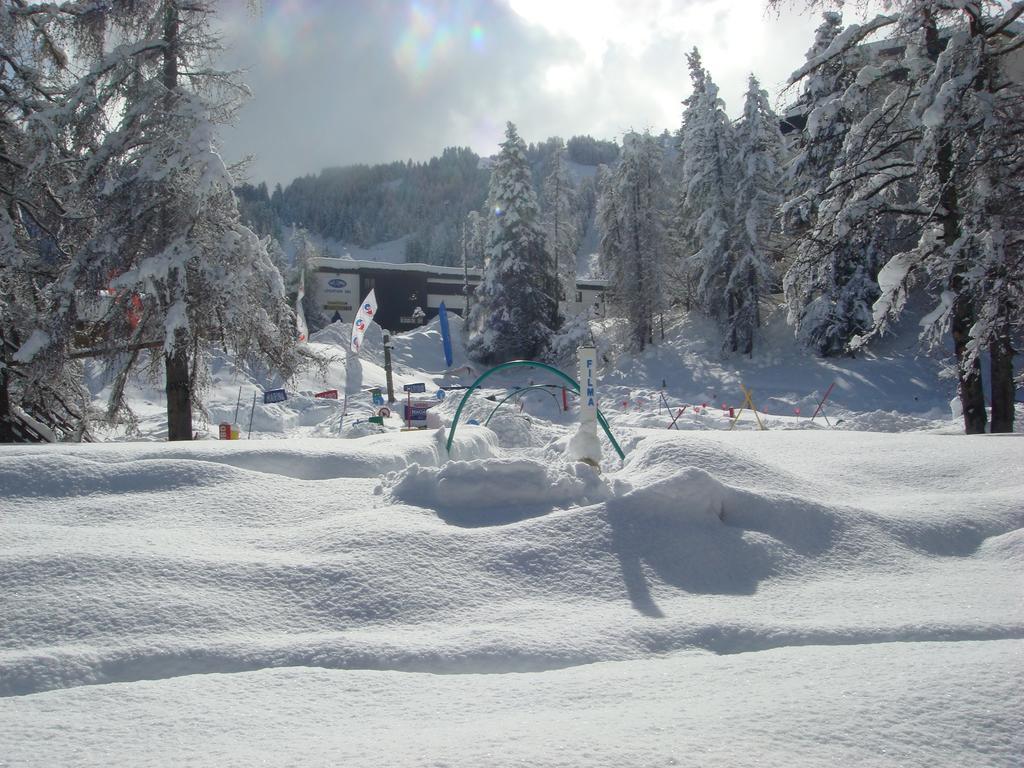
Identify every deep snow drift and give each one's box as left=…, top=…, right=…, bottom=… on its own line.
left=2, top=315, right=1022, bottom=766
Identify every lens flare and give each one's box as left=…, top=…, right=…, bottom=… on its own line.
left=393, top=1, right=489, bottom=85
left=257, top=0, right=326, bottom=70
left=470, top=23, right=485, bottom=51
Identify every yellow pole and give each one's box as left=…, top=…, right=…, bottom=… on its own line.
left=728, top=384, right=766, bottom=431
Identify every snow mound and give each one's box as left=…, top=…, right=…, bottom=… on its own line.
left=610, top=466, right=728, bottom=521
left=833, top=408, right=952, bottom=433
left=385, top=457, right=609, bottom=525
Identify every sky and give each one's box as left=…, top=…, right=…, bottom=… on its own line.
left=216, top=0, right=837, bottom=188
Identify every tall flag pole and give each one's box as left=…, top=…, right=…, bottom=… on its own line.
left=351, top=289, right=378, bottom=354
left=296, top=270, right=308, bottom=343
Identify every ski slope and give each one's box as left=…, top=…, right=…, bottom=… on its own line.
left=2, top=314, right=1023, bottom=766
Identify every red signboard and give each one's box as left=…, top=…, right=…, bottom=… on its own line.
left=315, top=389, right=339, bottom=399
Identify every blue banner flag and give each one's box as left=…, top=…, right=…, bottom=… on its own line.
left=438, top=301, right=453, bottom=368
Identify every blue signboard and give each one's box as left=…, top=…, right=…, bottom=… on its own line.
left=263, top=388, right=288, bottom=404
left=328, top=278, right=348, bottom=289
left=403, top=382, right=427, bottom=394
left=405, top=405, right=429, bottom=422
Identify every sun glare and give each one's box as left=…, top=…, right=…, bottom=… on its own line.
left=393, top=0, right=489, bottom=85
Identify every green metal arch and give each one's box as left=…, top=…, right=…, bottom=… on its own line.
left=445, top=360, right=625, bottom=460
left=483, top=384, right=573, bottom=427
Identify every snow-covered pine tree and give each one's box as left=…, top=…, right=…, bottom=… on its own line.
left=782, top=10, right=900, bottom=357
left=290, top=228, right=329, bottom=334
left=463, top=210, right=487, bottom=268
left=598, top=132, right=668, bottom=353
left=908, top=2, right=1024, bottom=433
left=675, top=48, right=741, bottom=349
left=596, top=163, right=623, bottom=281
left=1, top=2, right=97, bottom=441
left=44, top=1, right=307, bottom=439
left=783, top=10, right=850, bottom=231
left=731, top=75, right=788, bottom=355
left=778, top=9, right=884, bottom=358
left=467, top=121, right=555, bottom=364
left=541, top=139, right=578, bottom=329
left=772, top=0, right=1023, bottom=433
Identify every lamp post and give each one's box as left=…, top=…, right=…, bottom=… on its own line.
left=383, top=331, right=396, bottom=404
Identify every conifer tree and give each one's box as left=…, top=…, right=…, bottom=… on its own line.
left=9, top=1, right=308, bottom=439
left=467, top=122, right=555, bottom=363
left=674, top=48, right=742, bottom=349
left=731, top=75, right=787, bottom=355
left=783, top=10, right=850, bottom=231
left=598, top=133, right=667, bottom=353
left=541, top=139, right=578, bottom=329
left=1, top=2, right=98, bottom=440
left=773, top=0, right=1023, bottom=433
left=782, top=10, right=897, bottom=357
left=908, top=2, right=1024, bottom=432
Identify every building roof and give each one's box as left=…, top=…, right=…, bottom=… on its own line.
left=310, top=256, right=608, bottom=287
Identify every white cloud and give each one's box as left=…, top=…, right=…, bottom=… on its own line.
left=217, top=1, right=868, bottom=186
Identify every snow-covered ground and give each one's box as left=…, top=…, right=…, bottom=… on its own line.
left=2, top=314, right=1022, bottom=766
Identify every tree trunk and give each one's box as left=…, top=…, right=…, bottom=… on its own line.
left=0, top=341, right=13, bottom=443
left=942, top=172, right=986, bottom=434
left=161, top=1, right=192, bottom=441
left=925, top=14, right=987, bottom=435
left=165, top=335, right=193, bottom=441
left=951, top=298, right=988, bottom=434
left=989, top=315, right=1015, bottom=433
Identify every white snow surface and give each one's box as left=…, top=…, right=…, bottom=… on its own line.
left=3, top=311, right=1023, bottom=766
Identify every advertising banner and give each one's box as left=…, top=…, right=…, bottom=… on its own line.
left=317, top=272, right=359, bottom=324
left=351, top=289, right=378, bottom=354
left=405, top=405, right=429, bottom=422
left=568, top=346, right=601, bottom=466
left=579, top=346, right=597, bottom=425
left=296, top=270, right=308, bottom=343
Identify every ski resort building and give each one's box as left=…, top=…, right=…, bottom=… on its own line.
left=308, top=257, right=607, bottom=332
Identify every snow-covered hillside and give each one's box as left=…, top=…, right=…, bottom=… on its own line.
left=3, top=315, right=1022, bottom=766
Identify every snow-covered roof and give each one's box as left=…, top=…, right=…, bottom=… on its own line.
left=310, top=256, right=480, bottom=279
left=310, top=256, right=608, bottom=287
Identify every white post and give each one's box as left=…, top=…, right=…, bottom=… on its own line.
left=568, top=346, right=601, bottom=468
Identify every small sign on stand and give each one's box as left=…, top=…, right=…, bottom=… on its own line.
left=403, top=382, right=428, bottom=429
left=263, top=388, right=288, bottom=405
left=218, top=423, right=239, bottom=440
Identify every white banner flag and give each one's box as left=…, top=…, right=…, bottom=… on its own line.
left=296, top=271, right=308, bottom=343
left=568, top=345, right=601, bottom=466
left=351, top=289, right=378, bottom=354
